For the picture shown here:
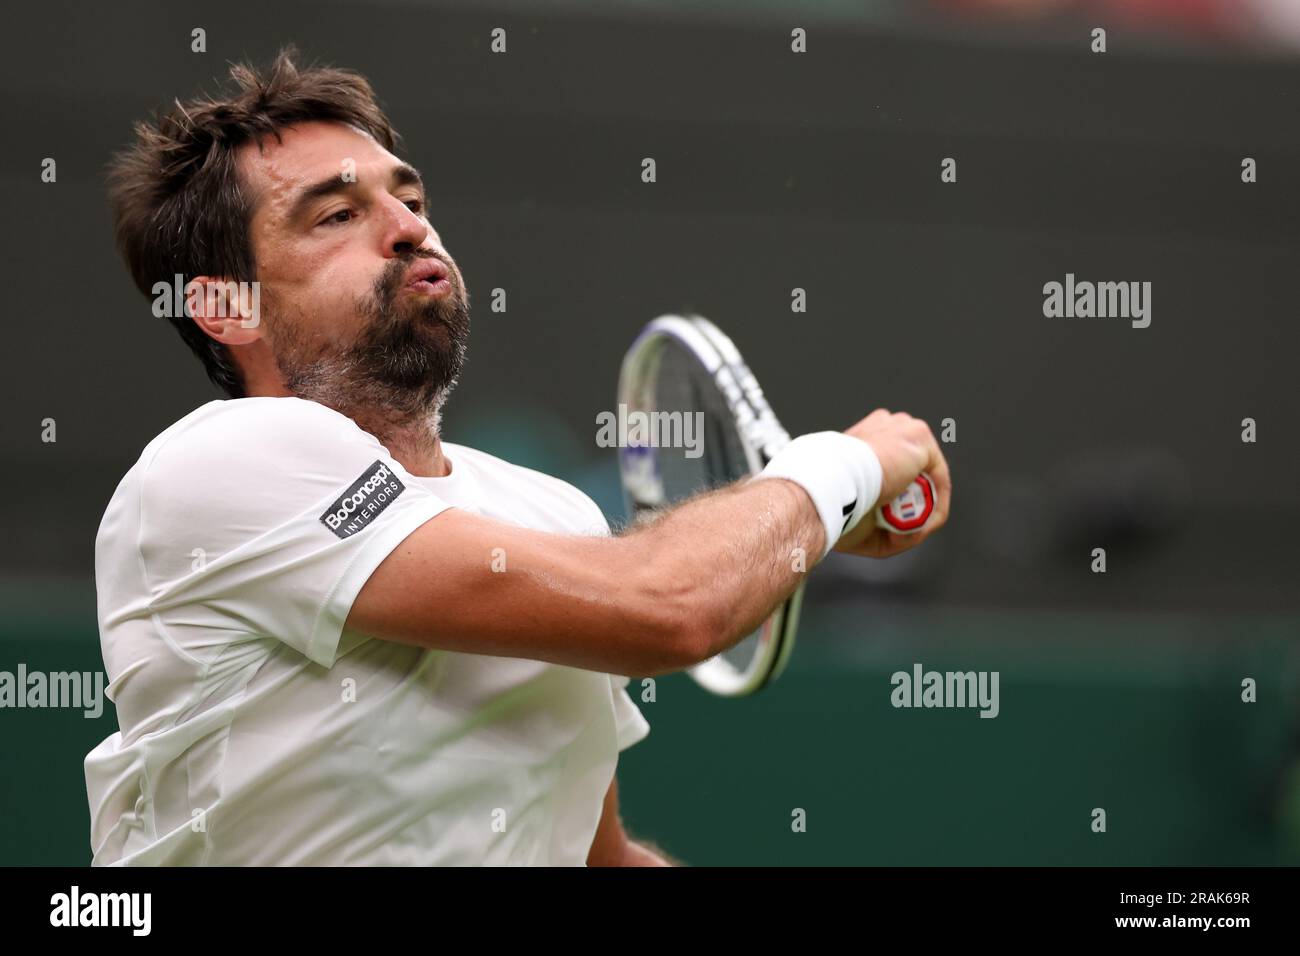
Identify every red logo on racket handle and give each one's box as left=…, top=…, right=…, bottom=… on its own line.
left=876, top=473, right=935, bottom=534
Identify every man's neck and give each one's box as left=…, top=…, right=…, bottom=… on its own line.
left=352, top=408, right=451, bottom=478
left=240, top=370, right=453, bottom=477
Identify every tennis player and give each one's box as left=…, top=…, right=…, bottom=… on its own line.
left=85, top=49, right=950, bottom=866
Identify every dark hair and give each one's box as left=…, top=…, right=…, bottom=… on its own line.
left=106, top=47, right=400, bottom=397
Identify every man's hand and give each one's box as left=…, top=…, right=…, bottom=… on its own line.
left=833, top=409, right=952, bottom=559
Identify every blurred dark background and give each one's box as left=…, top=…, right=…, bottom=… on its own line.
left=1, top=0, right=1297, bottom=864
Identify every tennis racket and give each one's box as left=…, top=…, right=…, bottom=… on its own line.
left=616, top=313, right=935, bottom=697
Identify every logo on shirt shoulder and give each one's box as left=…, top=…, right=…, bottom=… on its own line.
left=320, top=460, right=405, bottom=539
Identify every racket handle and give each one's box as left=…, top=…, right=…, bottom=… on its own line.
left=875, top=472, right=935, bottom=535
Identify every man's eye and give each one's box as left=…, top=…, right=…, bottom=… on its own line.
left=404, top=198, right=425, bottom=214
left=320, top=209, right=353, bottom=226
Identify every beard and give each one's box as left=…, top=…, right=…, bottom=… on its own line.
left=265, top=253, right=471, bottom=435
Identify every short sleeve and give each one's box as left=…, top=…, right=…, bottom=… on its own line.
left=610, top=675, right=651, bottom=752
left=137, top=398, right=453, bottom=668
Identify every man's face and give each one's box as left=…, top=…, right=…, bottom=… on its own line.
left=237, top=121, right=470, bottom=420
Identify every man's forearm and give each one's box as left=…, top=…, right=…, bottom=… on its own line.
left=625, top=476, right=823, bottom=663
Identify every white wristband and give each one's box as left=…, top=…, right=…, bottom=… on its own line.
left=754, top=431, right=883, bottom=560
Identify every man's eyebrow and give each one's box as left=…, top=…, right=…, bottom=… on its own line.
left=288, top=163, right=427, bottom=223
left=391, top=163, right=425, bottom=196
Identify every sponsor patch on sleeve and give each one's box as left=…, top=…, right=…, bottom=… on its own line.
left=320, top=460, right=406, bottom=539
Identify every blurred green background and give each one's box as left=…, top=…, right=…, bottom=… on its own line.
left=618, top=606, right=1300, bottom=865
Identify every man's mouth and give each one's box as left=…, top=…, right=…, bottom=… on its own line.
left=404, top=259, right=452, bottom=297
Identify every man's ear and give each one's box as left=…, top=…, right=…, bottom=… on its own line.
left=185, top=276, right=263, bottom=345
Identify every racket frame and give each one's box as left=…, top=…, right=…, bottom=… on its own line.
left=617, top=314, right=804, bottom=697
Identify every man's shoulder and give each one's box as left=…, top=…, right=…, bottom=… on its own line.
left=135, top=397, right=365, bottom=478
left=103, top=397, right=386, bottom=534
left=160, top=396, right=354, bottom=448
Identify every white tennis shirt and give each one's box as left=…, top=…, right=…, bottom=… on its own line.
left=84, top=397, right=650, bottom=865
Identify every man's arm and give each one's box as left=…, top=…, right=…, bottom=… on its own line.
left=587, top=776, right=680, bottom=867
left=345, top=411, right=949, bottom=676
left=346, top=476, right=817, bottom=675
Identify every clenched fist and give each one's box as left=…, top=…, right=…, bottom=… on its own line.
left=834, top=409, right=952, bottom=558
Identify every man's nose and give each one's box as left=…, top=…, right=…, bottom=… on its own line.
left=382, top=198, right=433, bottom=254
